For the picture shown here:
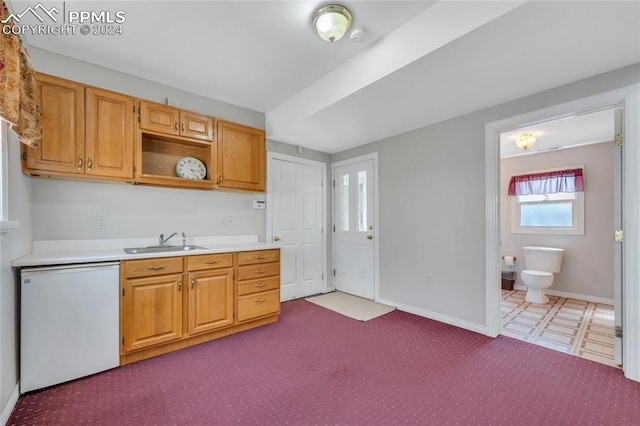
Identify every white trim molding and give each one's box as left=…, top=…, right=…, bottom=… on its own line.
left=0, top=383, right=20, bottom=425
left=485, top=84, right=640, bottom=382
left=380, top=298, right=488, bottom=336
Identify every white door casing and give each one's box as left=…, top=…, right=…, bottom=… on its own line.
left=613, top=107, right=623, bottom=365
left=267, top=153, right=327, bottom=301
left=332, top=153, right=379, bottom=301
left=485, top=84, right=640, bottom=382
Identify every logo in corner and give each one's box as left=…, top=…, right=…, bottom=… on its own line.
left=1, top=2, right=59, bottom=24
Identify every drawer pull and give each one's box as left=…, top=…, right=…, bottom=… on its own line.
left=254, top=255, right=265, bottom=259
left=147, top=266, right=166, bottom=271
left=255, top=298, right=266, bottom=303
left=205, top=260, right=219, bottom=264
left=255, top=269, right=267, bottom=274
left=191, top=277, right=195, bottom=290
left=255, top=283, right=266, bottom=288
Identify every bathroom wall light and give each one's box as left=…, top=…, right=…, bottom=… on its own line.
left=313, top=4, right=352, bottom=42
left=516, top=133, right=537, bottom=151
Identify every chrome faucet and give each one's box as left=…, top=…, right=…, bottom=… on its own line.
left=181, top=232, right=187, bottom=246
left=158, top=232, right=178, bottom=246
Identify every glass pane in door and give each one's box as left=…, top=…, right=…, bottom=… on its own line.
left=338, top=174, right=349, bottom=231
left=357, top=170, right=368, bottom=232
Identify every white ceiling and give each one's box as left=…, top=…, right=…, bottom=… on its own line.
left=500, top=108, right=616, bottom=159
left=11, top=0, right=640, bottom=154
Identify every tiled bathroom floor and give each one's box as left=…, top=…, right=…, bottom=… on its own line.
left=501, top=289, right=617, bottom=367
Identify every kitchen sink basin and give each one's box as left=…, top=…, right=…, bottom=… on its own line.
left=123, top=245, right=206, bottom=254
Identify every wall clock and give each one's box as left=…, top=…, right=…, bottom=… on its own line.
left=176, top=157, right=207, bottom=180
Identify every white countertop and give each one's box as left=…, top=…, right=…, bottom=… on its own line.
left=12, top=235, right=279, bottom=267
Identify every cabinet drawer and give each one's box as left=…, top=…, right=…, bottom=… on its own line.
left=187, top=253, right=233, bottom=271
left=237, top=262, right=280, bottom=280
left=238, top=249, right=280, bottom=265
left=238, top=276, right=280, bottom=296
left=237, top=290, right=280, bottom=322
left=123, top=257, right=183, bottom=279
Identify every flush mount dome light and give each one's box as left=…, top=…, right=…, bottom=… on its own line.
left=516, top=133, right=537, bottom=151
left=313, top=4, right=352, bottom=42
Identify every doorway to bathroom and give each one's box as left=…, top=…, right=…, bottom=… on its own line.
left=490, top=101, right=625, bottom=369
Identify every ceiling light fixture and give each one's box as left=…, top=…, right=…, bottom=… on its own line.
left=313, top=4, right=352, bottom=42
left=516, top=133, right=537, bottom=151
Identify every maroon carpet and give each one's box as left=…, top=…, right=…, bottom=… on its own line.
left=9, top=299, right=640, bottom=425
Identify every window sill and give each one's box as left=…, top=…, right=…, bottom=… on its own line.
left=0, top=220, right=19, bottom=234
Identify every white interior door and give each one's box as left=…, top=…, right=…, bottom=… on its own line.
left=270, top=156, right=325, bottom=301
left=333, top=158, right=375, bottom=300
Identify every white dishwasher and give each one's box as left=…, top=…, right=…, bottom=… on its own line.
left=20, top=262, right=120, bottom=393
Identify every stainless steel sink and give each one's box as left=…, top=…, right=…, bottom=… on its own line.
left=123, top=245, right=206, bottom=254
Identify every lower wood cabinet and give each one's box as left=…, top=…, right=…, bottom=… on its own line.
left=122, top=273, right=183, bottom=352
left=187, top=267, right=234, bottom=335
left=120, top=249, right=280, bottom=364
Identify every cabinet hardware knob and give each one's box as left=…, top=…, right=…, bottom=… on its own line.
left=219, top=174, right=223, bottom=184
left=273, top=236, right=280, bottom=242
left=366, top=234, right=374, bottom=240
left=87, top=157, right=93, bottom=171
left=77, top=156, right=83, bottom=170
left=147, top=266, right=165, bottom=271
left=205, top=260, right=219, bottom=264
left=255, top=283, right=266, bottom=288
left=181, top=122, right=185, bottom=132
left=178, top=278, right=182, bottom=292
left=256, top=269, right=267, bottom=274
left=191, top=277, right=195, bottom=290
left=255, top=298, right=266, bottom=303
left=175, top=122, right=178, bottom=131
left=254, top=255, right=265, bottom=259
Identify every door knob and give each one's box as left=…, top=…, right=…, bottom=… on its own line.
left=366, top=235, right=373, bottom=240
left=273, top=236, right=280, bottom=241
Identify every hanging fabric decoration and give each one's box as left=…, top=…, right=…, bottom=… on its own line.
left=508, top=168, right=584, bottom=196
left=0, top=0, right=42, bottom=146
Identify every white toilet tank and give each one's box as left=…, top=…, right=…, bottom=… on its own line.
left=522, top=246, right=564, bottom=273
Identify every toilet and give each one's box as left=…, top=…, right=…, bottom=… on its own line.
left=520, top=246, right=564, bottom=304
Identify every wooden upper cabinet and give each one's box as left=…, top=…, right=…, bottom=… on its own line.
left=216, top=120, right=266, bottom=192
left=139, top=101, right=213, bottom=141
left=181, top=111, right=214, bottom=141
left=85, top=88, right=135, bottom=179
left=26, top=73, right=84, bottom=174
left=139, top=101, right=180, bottom=136
left=24, top=73, right=134, bottom=181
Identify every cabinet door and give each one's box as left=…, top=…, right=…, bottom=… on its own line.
left=216, top=120, right=265, bottom=191
left=139, top=100, right=179, bottom=136
left=180, top=111, right=213, bottom=141
left=27, top=73, right=84, bottom=174
left=122, top=274, right=183, bottom=352
left=187, top=268, right=234, bottom=335
left=85, top=88, right=135, bottom=179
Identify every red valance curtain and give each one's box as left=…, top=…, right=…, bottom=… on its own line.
left=0, top=0, right=41, bottom=146
left=508, top=168, right=584, bottom=196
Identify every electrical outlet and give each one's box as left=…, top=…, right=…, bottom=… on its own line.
left=227, top=216, right=235, bottom=226
left=96, top=216, right=107, bottom=229
left=426, top=275, right=433, bottom=286
left=219, top=216, right=228, bottom=227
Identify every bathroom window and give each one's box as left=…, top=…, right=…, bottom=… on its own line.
left=509, top=167, right=585, bottom=235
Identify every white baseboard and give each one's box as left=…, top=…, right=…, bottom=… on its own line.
left=1, top=383, right=19, bottom=426
left=378, top=298, right=489, bottom=336
left=512, top=284, right=614, bottom=305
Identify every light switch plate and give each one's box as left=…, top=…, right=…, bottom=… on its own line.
left=253, top=200, right=266, bottom=209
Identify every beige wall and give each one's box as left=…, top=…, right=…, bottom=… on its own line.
left=500, top=142, right=615, bottom=299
